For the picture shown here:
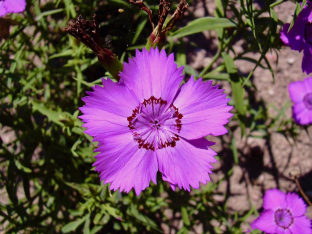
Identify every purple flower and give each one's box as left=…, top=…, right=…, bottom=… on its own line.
left=288, top=76, right=312, bottom=125
left=250, top=189, right=311, bottom=234
left=280, top=1, right=312, bottom=74
left=79, top=48, right=233, bottom=195
left=0, top=0, right=26, bottom=17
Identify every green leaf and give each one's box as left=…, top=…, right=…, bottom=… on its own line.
left=30, top=101, right=64, bottom=126
left=15, top=160, right=32, bottom=173
left=202, top=72, right=229, bottom=81
left=35, top=8, right=65, bottom=21
left=83, top=214, right=91, bottom=234
left=62, top=215, right=88, bottom=233
left=222, top=52, right=245, bottom=136
left=49, top=50, right=73, bottom=59
left=171, top=17, right=236, bottom=38
left=221, top=52, right=245, bottom=116
left=127, top=204, right=161, bottom=232
left=181, top=206, right=190, bottom=226
left=231, top=137, right=239, bottom=164
left=90, top=226, right=103, bottom=234
left=132, top=18, right=148, bottom=44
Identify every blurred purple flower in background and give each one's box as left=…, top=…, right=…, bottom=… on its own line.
left=288, top=76, right=312, bottom=125
left=79, top=48, right=233, bottom=195
left=250, top=189, right=311, bottom=234
left=280, top=1, right=312, bottom=74
left=0, top=0, right=26, bottom=17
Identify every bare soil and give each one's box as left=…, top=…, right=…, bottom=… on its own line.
left=187, top=0, right=312, bottom=231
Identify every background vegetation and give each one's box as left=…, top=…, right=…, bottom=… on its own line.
left=0, top=0, right=306, bottom=233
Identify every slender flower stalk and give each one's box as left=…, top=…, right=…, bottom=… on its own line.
left=79, top=48, right=232, bottom=195
left=64, top=15, right=123, bottom=80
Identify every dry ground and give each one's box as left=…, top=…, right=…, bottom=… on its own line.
left=187, top=0, right=312, bottom=231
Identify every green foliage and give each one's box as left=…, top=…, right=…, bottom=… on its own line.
left=0, top=0, right=302, bottom=233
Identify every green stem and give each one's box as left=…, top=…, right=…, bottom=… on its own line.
left=97, top=51, right=123, bottom=81
left=269, top=0, right=285, bottom=9
left=198, top=29, right=239, bottom=78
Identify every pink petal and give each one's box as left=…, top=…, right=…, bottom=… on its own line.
left=109, top=148, right=158, bottom=195
left=79, top=78, right=140, bottom=142
left=157, top=137, right=217, bottom=191
left=285, top=192, right=307, bottom=217
left=302, top=43, right=312, bottom=75
left=276, top=228, right=291, bottom=234
left=81, top=78, right=139, bottom=117
left=263, top=189, right=287, bottom=210
left=289, top=216, right=312, bottom=234
left=0, top=0, right=26, bottom=17
left=294, top=107, right=312, bottom=125
left=172, top=77, right=232, bottom=139
left=120, top=48, right=184, bottom=105
left=94, top=133, right=158, bottom=195
left=288, top=81, right=307, bottom=103
left=280, top=23, right=305, bottom=51
left=303, top=76, right=312, bottom=93
left=250, top=210, right=277, bottom=233
left=280, top=4, right=312, bottom=52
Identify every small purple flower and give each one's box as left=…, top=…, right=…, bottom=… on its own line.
left=0, top=0, right=26, bottom=17
left=280, top=1, right=312, bottom=74
left=288, top=76, right=312, bottom=125
left=250, top=189, right=311, bottom=234
left=80, top=48, right=233, bottom=195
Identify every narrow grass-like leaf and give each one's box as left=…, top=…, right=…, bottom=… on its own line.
left=231, top=137, right=239, bottom=164
left=35, top=8, right=64, bottom=21
left=132, top=18, right=147, bottom=44
left=222, top=52, right=245, bottom=136
left=221, top=53, right=244, bottom=115
left=30, top=101, right=64, bottom=126
left=181, top=206, right=191, bottom=226
left=62, top=214, right=88, bottom=233
left=171, top=17, right=236, bottom=38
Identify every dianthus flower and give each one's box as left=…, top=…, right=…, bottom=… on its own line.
left=80, top=48, right=232, bottom=195
left=250, top=189, right=311, bottom=234
left=0, top=0, right=26, bottom=17
left=280, top=1, right=312, bottom=74
left=288, top=76, right=312, bottom=125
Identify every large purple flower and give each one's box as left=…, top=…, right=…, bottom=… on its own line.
left=80, top=48, right=232, bottom=195
left=280, top=1, right=312, bottom=74
left=250, top=189, right=311, bottom=234
left=0, top=0, right=26, bottom=17
left=288, top=76, right=312, bottom=125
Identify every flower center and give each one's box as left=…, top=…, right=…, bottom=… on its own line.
left=304, top=93, right=312, bottom=109
left=127, top=96, right=183, bottom=151
left=304, top=23, right=312, bottom=45
left=274, top=209, right=294, bottom=229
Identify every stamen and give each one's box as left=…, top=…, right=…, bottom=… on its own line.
left=127, top=96, right=183, bottom=151
left=274, top=209, right=294, bottom=229
left=303, top=93, right=312, bottom=110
